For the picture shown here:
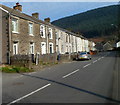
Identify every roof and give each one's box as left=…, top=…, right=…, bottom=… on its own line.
left=0, top=4, right=50, bottom=25
left=0, top=4, right=85, bottom=39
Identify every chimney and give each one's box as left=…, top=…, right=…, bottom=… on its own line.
left=44, top=17, right=50, bottom=23
left=32, top=13, right=39, bottom=19
left=13, top=2, right=22, bottom=12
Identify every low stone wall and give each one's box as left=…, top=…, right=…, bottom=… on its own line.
left=59, top=54, right=73, bottom=62
left=39, top=53, right=57, bottom=64
left=10, top=55, right=31, bottom=68
left=10, top=53, right=77, bottom=69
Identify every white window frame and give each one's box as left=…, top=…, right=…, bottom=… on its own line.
left=48, top=28, right=53, bottom=39
left=29, top=23, right=34, bottom=36
left=55, top=31, right=58, bottom=39
left=12, top=18, right=18, bottom=33
left=30, top=42, right=34, bottom=54
left=13, top=42, right=18, bottom=55
left=41, top=42, right=46, bottom=55
left=40, top=25, right=45, bottom=38
left=49, top=42, right=54, bottom=54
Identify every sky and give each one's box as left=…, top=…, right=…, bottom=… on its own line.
left=1, top=1, right=118, bottom=21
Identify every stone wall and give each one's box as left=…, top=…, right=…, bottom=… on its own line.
left=10, top=16, right=56, bottom=56
left=1, top=10, right=9, bottom=64
left=10, top=53, right=76, bottom=69
left=11, top=55, right=32, bottom=68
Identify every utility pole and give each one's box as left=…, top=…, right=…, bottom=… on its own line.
left=118, top=1, right=120, bottom=40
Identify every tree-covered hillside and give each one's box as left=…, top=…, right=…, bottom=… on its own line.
left=52, top=5, right=119, bottom=38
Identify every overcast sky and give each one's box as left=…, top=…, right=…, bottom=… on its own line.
left=1, top=2, right=118, bottom=21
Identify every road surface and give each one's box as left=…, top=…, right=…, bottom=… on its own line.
left=2, top=51, right=120, bottom=104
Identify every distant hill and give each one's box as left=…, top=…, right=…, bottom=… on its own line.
left=52, top=5, right=119, bottom=38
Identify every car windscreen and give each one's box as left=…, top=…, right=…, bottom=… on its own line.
left=80, top=52, right=87, bottom=55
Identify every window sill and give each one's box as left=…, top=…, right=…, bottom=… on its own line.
left=31, top=53, right=34, bottom=54
left=49, top=38, right=53, bottom=40
left=29, top=34, right=34, bottom=36
left=12, top=31, right=19, bottom=34
left=41, top=36, right=46, bottom=38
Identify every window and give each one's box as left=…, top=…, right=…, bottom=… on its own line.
left=49, top=43, right=54, bottom=54
left=29, top=23, right=33, bottom=35
left=69, top=35, right=71, bottom=43
left=30, top=42, right=34, bottom=54
left=12, top=18, right=18, bottom=33
left=66, top=34, right=69, bottom=43
left=13, top=42, right=18, bottom=55
left=48, top=28, right=53, bottom=39
left=66, top=35, right=68, bottom=42
left=55, top=32, right=58, bottom=39
left=61, top=45, right=64, bottom=53
left=61, top=32, right=63, bottom=40
left=40, top=25, right=45, bottom=38
left=41, top=42, right=46, bottom=54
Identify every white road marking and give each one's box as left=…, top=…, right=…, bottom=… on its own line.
left=93, top=60, right=98, bottom=63
left=83, top=63, right=91, bottom=68
left=20, top=75, right=23, bottom=77
left=62, top=69, right=79, bottom=78
left=101, top=56, right=104, bottom=58
left=98, top=58, right=101, bottom=60
left=28, top=72, right=36, bottom=75
left=7, top=83, right=51, bottom=105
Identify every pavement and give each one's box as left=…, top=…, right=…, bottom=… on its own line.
left=112, top=51, right=120, bottom=103
left=2, top=51, right=120, bottom=104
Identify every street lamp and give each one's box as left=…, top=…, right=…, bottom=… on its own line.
left=111, top=24, right=119, bottom=41
left=111, top=24, right=118, bottom=29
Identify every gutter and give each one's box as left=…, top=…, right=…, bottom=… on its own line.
left=0, top=7, right=9, bottom=13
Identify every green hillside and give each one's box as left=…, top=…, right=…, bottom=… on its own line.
left=52, top=5, right=119, bottom=38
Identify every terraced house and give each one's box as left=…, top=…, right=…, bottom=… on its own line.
left=0, top=3, right=95, bottom=64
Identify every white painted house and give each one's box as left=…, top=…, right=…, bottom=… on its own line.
left=55, top=26, right=95, bottom=55
left=116, top=41, right=120, bottom=48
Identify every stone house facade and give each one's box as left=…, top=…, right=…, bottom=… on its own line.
left=0, top=3, right=56, bottom=64
left=0, top=3, right=95, bottom=64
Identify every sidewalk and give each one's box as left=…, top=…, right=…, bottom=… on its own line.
left=112, top=51, right=120, bottom=102
left=118, top=52, right=120, bottom=101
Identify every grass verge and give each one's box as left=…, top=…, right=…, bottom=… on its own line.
left=0, top=65, right=34, bottom=73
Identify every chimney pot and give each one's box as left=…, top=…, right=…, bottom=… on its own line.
left=32, top=13, right=39, bottom=19
left=16, top=2, right=19, bottom=6
left=13, top=2, right=22, bottom=12
left=44, top=17, right=50, bottom=23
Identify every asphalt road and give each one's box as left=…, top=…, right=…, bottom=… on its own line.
left=2, top=51, right=120, bottom=104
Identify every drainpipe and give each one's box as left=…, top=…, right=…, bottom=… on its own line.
left=75, top=37, right=77, bottom=52
left=46, top=26, right=49, bottom=54
left=8, top=13, right=11, bottom=64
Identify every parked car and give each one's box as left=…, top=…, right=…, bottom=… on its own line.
left=77, top=52, right=91, bottom=60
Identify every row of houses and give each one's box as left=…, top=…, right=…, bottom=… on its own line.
left=0, top=3, right=95, bottom=64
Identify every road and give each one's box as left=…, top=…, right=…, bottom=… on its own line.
left=2, top=51, right=120, bottom=104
